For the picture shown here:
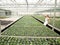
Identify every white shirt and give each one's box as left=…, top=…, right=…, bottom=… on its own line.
left=44, top=17, right=49, bottom=26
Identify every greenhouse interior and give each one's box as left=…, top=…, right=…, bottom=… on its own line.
left=0, top=0, right=60, bottom=45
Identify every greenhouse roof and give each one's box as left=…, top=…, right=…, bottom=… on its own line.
left=36, top=7, right=60, bottom=13
left=0, top=0, right=60, bottom=5
left=0, top=0, right=60, bottom=14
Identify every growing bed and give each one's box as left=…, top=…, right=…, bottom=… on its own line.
left=0, top=37, right=60, bottom=45
left=33, top=15, right=60, bottom=29
left=1, top=16, right=60, bottom=37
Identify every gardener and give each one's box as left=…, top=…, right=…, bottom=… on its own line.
left=44, top=15, right=50, bottom=26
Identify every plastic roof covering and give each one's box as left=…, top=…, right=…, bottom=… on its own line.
left=0, top=0, right=60, bottom=14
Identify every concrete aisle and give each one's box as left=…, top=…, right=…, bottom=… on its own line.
left=0, top=16, right=23, bottom=30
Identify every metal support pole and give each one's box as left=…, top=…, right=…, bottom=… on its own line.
left=26, top=0, right=28, bottom=12
left=52, top=0, right=57, bottom=30
left=50, top=8, right=51, bottom=17
left=0, top=20, right=1, bottom=36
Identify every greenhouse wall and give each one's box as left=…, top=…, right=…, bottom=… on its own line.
left=0, top=9, right=11, bottom=16
left=0, top=9, right=6, bottom=16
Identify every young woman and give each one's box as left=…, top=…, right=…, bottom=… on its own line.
left=44, top=15, right=50, bottom=26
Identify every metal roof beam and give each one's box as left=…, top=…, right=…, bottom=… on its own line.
left=26, top=0, right=28, bottom=11
left=36, top=0, right=44, bottom=5
left=10, top=0, right=16, bottom=3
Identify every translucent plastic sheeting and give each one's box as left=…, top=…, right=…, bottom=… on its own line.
left=0, top=0, right=60, bottom=32
left=0, top=0, right=59, bottom=5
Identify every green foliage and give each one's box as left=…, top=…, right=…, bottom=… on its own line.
left=1, top=16, right=59, bottom=36
left=0, top=37, right=60, bottom=45
left=0, top=16, right=8, bottom=19
left=34, top=15, right=60, bottom=29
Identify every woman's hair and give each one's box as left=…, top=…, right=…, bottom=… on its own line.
left=45, top=15, right=50, bottom=18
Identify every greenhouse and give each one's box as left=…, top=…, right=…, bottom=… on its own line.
left=0, top=0, right=60, bottom=45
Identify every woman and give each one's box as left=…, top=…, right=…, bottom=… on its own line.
left=44, top=15, right=50, bottom=26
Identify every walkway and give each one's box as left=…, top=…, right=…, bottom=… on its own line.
left=0, top=16, right=23, bottom=30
